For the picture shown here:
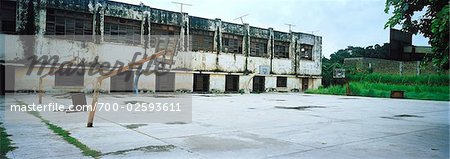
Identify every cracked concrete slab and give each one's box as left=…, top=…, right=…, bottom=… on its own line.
left=2, top=93, right=449, bottom=158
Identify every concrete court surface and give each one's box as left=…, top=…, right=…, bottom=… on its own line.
left=2, top=93, right=449, bottom=159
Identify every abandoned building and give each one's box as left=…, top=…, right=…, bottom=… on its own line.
left=0, top=0, right=322, bottom=93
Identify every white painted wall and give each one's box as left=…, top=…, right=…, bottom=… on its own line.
left=209, top=74, right=225, bottom=92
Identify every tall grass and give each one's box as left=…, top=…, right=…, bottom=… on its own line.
left=306, top=82, right=449, bottom=101
left=348, top=73, right=449, bottom=86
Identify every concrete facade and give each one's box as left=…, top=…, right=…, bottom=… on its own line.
left=1, top=0, right=322, bottom=93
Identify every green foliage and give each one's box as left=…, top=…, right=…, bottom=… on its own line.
left=0, top=122, right=16, bottom=158
left=348, top=73, right=449, bottom=86
left=306, top=81, right=449, bottom=101
left=321, top=43, right=390, bottom=86
left=385, top=0, right=449, bottom=70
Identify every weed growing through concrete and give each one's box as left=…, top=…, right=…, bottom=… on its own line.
left=18, top=101, right=101, bottom=158
left=0, top=122, right=16, bottom=158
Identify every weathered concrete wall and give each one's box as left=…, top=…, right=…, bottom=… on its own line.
left=174, top=72, right=193, bottom=91
left=209, top=74, right=225, bottom=92
left=13, top=67, right=111, bottom=92
left=216, top=53, right=246, bottom=72
left=138, top=73, right=155, bottom=91
left=265, top=76, right=277, bottom=89
left=272, top=59, right=293, bottom=74
left=286, top=77, right=301, bottom=91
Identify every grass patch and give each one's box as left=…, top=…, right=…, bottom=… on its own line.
left=306, top=82, right=449, bottom=101
left=18, top=101, right=101, bottom=158
left=348, top=73, right=449, bottom=86
left=0, top=122, right=16, bottom=159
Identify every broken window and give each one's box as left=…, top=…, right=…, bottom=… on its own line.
left=274, top=41, right=289, bottom=58
left=104, top=17, right=141, bottom=45
left=222, top=33, right=242, bottom=54
left=250, top=38, right=268, bottom=57
left=300, top=44, right=313, bottom=60
left=0, top=0, right=16, bottom=34
left=45, top=8, right=93, bottom=41
left=150, top=23, right=181, bottom=48
left=190, top=29, right=214, bottom=52
left=276, top=77, right=287, bottom=87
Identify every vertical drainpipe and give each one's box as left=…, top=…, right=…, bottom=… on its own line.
left=268, top=28, right=274, bottom=74
left=213, top=18, right=222, bottom=69
left=243, top=23, right=250, bottom=74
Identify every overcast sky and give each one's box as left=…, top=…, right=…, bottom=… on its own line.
left=114, top=0, right=429, bottom=57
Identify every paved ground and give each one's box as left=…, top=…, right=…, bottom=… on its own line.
left=2, top=93, right=449, bottom=158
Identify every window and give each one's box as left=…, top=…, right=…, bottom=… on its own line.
left=1, top=21, right=15, bottom=33
left=104, top=17, right=141, bottom=45
left=222, top=33, right=242, bottom=54
left=150, top=23, right=180, bottom=48
left=276, top=77, right=287, bottom=87
left=0, top=0, right=16, bottom=34
left=250, top=38, right=268, bottom=57
left=225, top=75, right=239, bottom=92
left=191, top=29, right=214, bottom=52
left=46, top=8, right=93, bottom=41
left=193, top=74, right=210, bottom=93
left=274, top=41, right=289, bottom=58
left=300, top=44, right=313, bottom=60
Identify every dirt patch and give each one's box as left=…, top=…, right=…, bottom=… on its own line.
left=124, top=124, right=147, bottom=129
left=381, top=114, right=424, bottom=120
left=52, top=93, right=71, bottom=99
left=165, top=121, right=187, bottom=125
left=275, top=106, right=326, bottom=110
left=124, top=101, right=145, bottom=104
left=393, top=114, right=423, bottom=118
left=104, top=145, right=176, bottom=155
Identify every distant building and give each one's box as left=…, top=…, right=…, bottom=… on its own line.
left=388, top=28, right=432, bottom=61
left=1, top=0, right=322, bottom=93
left=344, top=29, right=443, bottom=75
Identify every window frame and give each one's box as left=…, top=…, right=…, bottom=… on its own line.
left=222, top=33, right=243, bottom=54
left=274, top=41, right=290, bottom=59
left=190, top=29, right=214, bottom=52
left=250, top=37, right=268, bottom=57
left=300, top=44, right=313, bottom=60
left=45, top=8, right=93, bottom=41
left=104, top=16, right=142, bottom=45
left=276, top=77, right=287, bottom=87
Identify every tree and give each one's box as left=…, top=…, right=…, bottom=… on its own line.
left=384, top=0, right=449, bottom=70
